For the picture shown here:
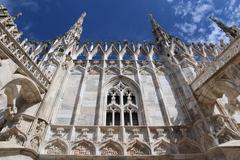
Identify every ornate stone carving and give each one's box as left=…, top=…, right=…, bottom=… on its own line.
left=101, top=146, right=119, bottom=156
left=127, top=140, right=151, bottom=155
left=105, top=128, right=114, bottom=139
left=77, top=128, right=89, bottom=139
left=0, top=127, right=27, bottom=146
left=128, top=147, right=145, bottom=155
left=72, top=140, right=95, bottom=156
left=156, top=128, right=167, bottom=139
left=132, top=128, right=140, bottom=138
left=30, top=137, right=40, bottom=151
left=100, top=140, right=123, bottom=156
left=36, top=120, right=46, bottom=135
left=53, top=127, right=66, bottom=138
left=154, top=139, right=171, bottom=155
left=45, top=140, right=67, bottom=155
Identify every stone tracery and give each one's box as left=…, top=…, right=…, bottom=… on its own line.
left=105, top=80, right=141, bottom=126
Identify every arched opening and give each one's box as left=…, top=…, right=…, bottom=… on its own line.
left=1, top=74, right=41, bottom=118
left=102, top=76, right=145, bottom=126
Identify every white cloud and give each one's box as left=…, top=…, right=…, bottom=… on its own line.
left=191, top=3, right=213, bottom=23
left=228, top=0, right=236, bottom=11
left=207, top=23, right=229, bottom=43
left=174, top=1, right=192, bottom=17
left=198, top=28, right=206, bottom=33
left=23, top=23, right=32, bottom=31
left=175, top=23, right=197, bottom=35
left=166, top=0, right=174, bottom=3
left=174, top=1, right=214, bottom=23
left=171, top=0, right=240, bottom=43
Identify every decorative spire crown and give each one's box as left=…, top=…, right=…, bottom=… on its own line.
left=209, top=16, right=239, bottom=39
left=64, top=12, right=87, bottom=45
left=148, top=14, right=171, bottom=46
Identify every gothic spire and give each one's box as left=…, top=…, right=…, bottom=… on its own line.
left=149, top=14, right=171, bottom=46
left=64, top=12, right=86, bottom=45
left=209, top=16, right=239, bottom=39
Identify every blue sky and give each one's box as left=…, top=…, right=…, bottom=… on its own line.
left=1, top=0, right=240, bottom=44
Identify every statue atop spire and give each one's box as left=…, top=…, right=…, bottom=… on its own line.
left=64, top=12, right=86, bottom=45
left=209, top=16, right=239, bottom=40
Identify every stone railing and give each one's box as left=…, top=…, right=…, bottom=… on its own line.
left=191, top=36, right=240, bottom=91
left=0, top=18, right=50, bottom=92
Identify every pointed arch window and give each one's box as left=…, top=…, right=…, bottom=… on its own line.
left=105, top=81, right=140, bottom=126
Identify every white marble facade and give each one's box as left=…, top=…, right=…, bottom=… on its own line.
left=0, top=5, right=240, bottom=160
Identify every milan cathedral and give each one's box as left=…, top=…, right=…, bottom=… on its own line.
left=0, top=4, right=240, bottom=160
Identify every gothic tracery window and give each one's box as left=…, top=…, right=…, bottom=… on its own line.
left=105, top=81, right=140, bottom=126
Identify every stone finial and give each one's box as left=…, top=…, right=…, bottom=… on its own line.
left=90, top=42, right=94, bottom=51
left=12, top=12, right=22, bottom=21
left=209, top=16, right=239, bottom=39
